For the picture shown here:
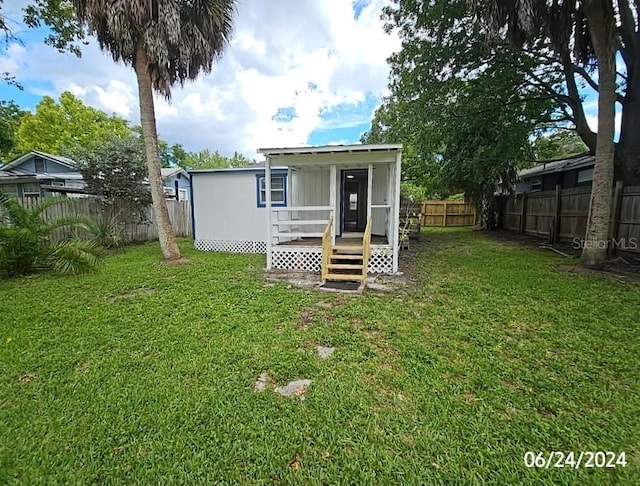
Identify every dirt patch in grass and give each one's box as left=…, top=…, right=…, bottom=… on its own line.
left=296, top=305, right=335, bottom=329
left=162, top=257, right=190, bottom=266
left=555, top=263, right=640, bottom=283
left=109, top=288, right=157, bottom=302
left=489, top=230, right=640, bottom=279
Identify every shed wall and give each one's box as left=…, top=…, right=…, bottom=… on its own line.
left=192, top=172, right=267, bottom=242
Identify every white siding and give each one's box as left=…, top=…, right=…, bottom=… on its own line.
left=192, top=172, right=267, bottom=242
left=290, top=168, right=331, bottom=234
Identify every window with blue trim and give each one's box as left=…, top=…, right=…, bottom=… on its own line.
left=256, top=175, right=287, bottom=207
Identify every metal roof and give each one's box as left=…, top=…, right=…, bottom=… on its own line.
left=189, top=166, right=288, bottom=175
left=518, top=153, right=594, bottom=179
left=257, top=143, right=403, bottom=156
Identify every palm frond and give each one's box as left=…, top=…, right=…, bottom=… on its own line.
left=73, top=0, right=237, bottom=98
left=46, top=239, right=104, bottom=275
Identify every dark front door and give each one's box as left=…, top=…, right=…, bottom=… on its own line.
left=341, top=169, right=368, bottom=232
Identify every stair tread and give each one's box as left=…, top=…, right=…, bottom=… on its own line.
left=327, top=263, right=363, bottom=270
left=329, top=254, right=363, bottom=260
left=332, top=245, right=364, bottom=252
left=325, top=273, right=365, bottom=282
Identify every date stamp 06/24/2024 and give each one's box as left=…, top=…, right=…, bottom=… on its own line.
left=524, top=451, right=628, bottom=469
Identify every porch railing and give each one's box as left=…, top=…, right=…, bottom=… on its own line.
left=321, top=217, right=333, bottom=283
left=361, top=218, right=372, bottom=280
left=272, top=206, right=333, bottom=241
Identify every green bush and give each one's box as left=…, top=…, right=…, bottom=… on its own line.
left=86, top=213, right=127, bottom=250
left=0, top=193, right=104, bottom=277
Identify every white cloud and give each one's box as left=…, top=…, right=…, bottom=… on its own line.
left=1, top=0, right=399, bottom=158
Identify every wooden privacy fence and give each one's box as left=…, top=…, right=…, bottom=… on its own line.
left=12, top=197, right=192, bottom=243
left=499, top=182, right=640, bottom=254
left=421, top=201, right=476, bottom=227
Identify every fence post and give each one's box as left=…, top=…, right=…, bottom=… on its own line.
left=442, top=202, right=448, bottom=227
left=609, top=180, right=624, bottom=256
left=553, top=184, right=562, bottom=243
left=519, top=193, right=528, bottom=234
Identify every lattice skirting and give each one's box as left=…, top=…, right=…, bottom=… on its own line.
left=272, top=247, right=322, bottom=271
left=272, top=246, right=394, bottom=273
left=194, top=240, right=267, bottom=254
left=369, top=247, right=394, bottom=274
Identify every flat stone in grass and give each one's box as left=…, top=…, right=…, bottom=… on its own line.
left=316, top=346, right=336, bottom=359
left=274, top=379, right=312, bottom=399
left=254, top=371, right=271, bottom=392
left=314, top=301, right=334, bottom=309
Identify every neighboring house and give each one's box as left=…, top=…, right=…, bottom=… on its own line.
left=161, top=167, right=191, bottom=201
left=0, top=151, right=85, bottom=198
left=516, top=153, right=594, bottom=194
left=0, top=151, right=192, bottom=201
left=190, top=143, right=403, bottom=283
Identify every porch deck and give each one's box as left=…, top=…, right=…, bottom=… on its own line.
left=277, top=235, right=389, bottom=246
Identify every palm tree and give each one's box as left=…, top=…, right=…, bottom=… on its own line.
left=471, top=0, right=618, bottom=269
left=0, top=193, right=102, bottom=276
left=73, top=0, right=236, bottom=261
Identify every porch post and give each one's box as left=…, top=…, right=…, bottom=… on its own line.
left=367, top=163, right=373, bottom=220
left=329, top=164, right=336, bottom=243
left=265, top=156, right=273, bottom=270
left=392, top=151, right=402, bottom=273
left=388, top=163, right=395, bottom=244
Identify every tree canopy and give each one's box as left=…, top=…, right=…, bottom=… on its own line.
left=364, top=0, right=554, bottom=203
left=532, top=130, right=589, bottom=160
left=375, top=0, right=638, bottom=184
left=11, top=91, right=130, bottom=159
left=180, top=149, right=252, bottom=170
left=0, top=101, right=26, bottom=162
left=71, top=134, right=152, bottom=219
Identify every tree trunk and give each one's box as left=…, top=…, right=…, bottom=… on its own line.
left=580, top=0, right=616, bottom=269
left=615, top=56, right=640, bottom=185
left=134, top=41, right=181, bottom=261
left=614, top=0, right=640, bottom=186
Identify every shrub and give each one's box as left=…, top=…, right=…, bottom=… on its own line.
left=0, top=193, right=104, bottom=277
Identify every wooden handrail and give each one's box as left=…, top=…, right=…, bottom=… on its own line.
left=321, top=217, right=333, bottom=283
left=361, top=218, right=372, bottom=281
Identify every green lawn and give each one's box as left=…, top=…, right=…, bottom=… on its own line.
left=1, top=229, right=638, bottom=484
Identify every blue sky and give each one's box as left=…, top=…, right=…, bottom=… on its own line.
left=0, top=0, right=398, bottom=159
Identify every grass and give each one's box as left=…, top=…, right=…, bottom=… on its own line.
left=1, top=229, right=638, bottom=484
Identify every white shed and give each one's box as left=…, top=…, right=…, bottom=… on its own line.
left=190, top=144, right=403, bottom=286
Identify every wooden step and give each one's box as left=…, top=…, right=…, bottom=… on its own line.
left=325, top=273, right=365, bottom=282
left=332, top=245, right=364, bottom=253
left=329, top=253, right=363, bottom=261
left=327, top=263, right=363, bottom=270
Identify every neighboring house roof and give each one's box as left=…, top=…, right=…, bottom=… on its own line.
left=161, top=167, right=190, bottom=180
left=1, top=150, right=77, bottom=171
left=519, top=153, right=594, bottom=180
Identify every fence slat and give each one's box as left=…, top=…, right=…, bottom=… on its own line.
left=499, top=182, right=640, bottom=254
left=420, top=201, right=475, bottom=227
left=5, top=197, right=192, bottom=243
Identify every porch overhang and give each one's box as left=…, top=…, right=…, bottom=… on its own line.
left=258, top=144, right=402, bottom=169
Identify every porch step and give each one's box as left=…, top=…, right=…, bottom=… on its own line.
left=323, top=273, right=365, bottom=281
left=327, top=263, right=363, bottom=270
left=332, top=245, right=364, bottom=253
left=329, top=253, right=363, bottom=261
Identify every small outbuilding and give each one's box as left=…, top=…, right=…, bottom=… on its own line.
left=190, top=144, right=403, bottom=286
